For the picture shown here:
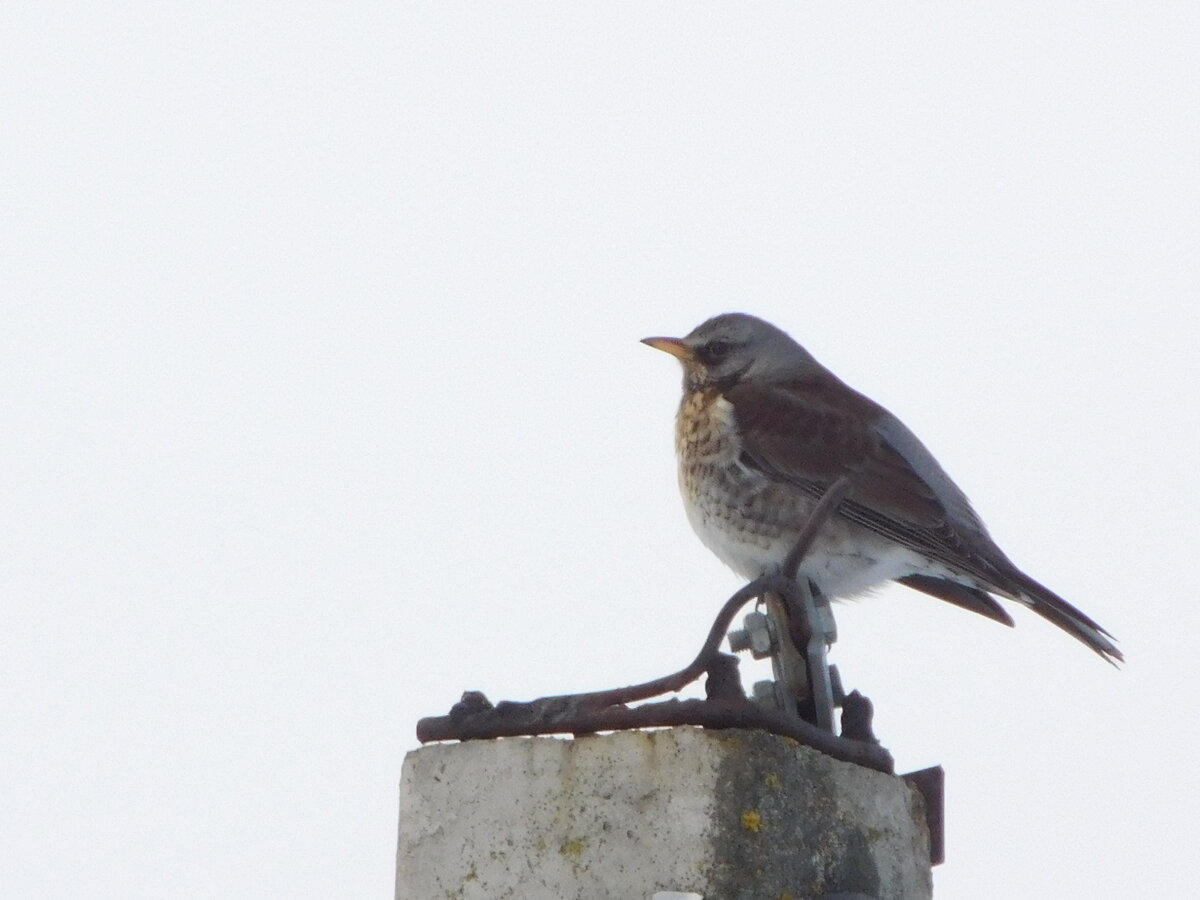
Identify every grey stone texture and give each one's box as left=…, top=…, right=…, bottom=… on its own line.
left=396, top=726, right=931, bottom=900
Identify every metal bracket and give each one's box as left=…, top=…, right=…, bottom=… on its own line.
left=726, top=549, right=844, bottom=732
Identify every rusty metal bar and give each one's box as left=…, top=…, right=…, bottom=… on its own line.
left=416, top=692, right=894, bottom=773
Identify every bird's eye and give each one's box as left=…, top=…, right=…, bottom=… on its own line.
left=700, top=340, right=733, bottom=363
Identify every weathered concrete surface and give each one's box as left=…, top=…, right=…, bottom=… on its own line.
left=396, top=727, right=930, bottom=900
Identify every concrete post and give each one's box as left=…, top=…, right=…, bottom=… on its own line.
left=396, top=726, right=931, bottom=900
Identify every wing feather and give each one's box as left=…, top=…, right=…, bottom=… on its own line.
left=725, top=379, right=1011, bottom=588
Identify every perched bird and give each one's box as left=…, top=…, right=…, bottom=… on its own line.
left=643, top=313, right=1121, bottom=663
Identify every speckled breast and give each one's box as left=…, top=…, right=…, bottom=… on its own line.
left=674, top=388, right=816, bottom=581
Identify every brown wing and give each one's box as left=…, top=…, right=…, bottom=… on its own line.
left=724, top=378, right=1011, bottom=587
left=724, top=378, right=946, bottom=528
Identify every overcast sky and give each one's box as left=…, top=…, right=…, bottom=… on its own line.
left=3, top=4, right=1198, bottom=898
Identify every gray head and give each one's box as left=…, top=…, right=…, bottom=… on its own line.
left=642, top=312, right=823, bottom=390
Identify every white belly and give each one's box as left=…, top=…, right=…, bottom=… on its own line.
left=683, top=485, right=944, bottom=598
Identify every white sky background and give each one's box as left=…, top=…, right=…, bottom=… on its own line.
left=3, top=3, right=1198, bottom=898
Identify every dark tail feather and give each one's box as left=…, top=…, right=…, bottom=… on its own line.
left=1004, top=568, right=1123, bottom=665
left=898, top=569, right=1123, bottom=665
left=898, top=575, right=1015, bottom=628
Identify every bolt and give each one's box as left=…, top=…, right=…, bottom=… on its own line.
left=727, top=611, right=776, bottom=659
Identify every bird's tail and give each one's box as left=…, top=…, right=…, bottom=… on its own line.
left=1005, top=568, right=1123, bottom=665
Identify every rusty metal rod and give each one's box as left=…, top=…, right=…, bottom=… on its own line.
left=782, top=476, right=852, bottom=581
left=416, top=696, right=894, bottom=773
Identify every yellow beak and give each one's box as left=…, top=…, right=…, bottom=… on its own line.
left=641, top=336, right=697, bottom=361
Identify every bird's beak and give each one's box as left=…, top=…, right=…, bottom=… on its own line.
left=641, top=336, right=697, bottom=362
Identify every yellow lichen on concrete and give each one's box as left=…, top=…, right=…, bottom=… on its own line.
left=740, top=810, right=764, bottom=833
left=560, top=838, right=585, bottom=857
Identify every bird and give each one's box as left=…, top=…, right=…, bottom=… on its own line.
left=642, top=312, right=1121, bottom=664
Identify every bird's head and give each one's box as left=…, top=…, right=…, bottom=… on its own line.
left=642, top=312, right=818, bottom=391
